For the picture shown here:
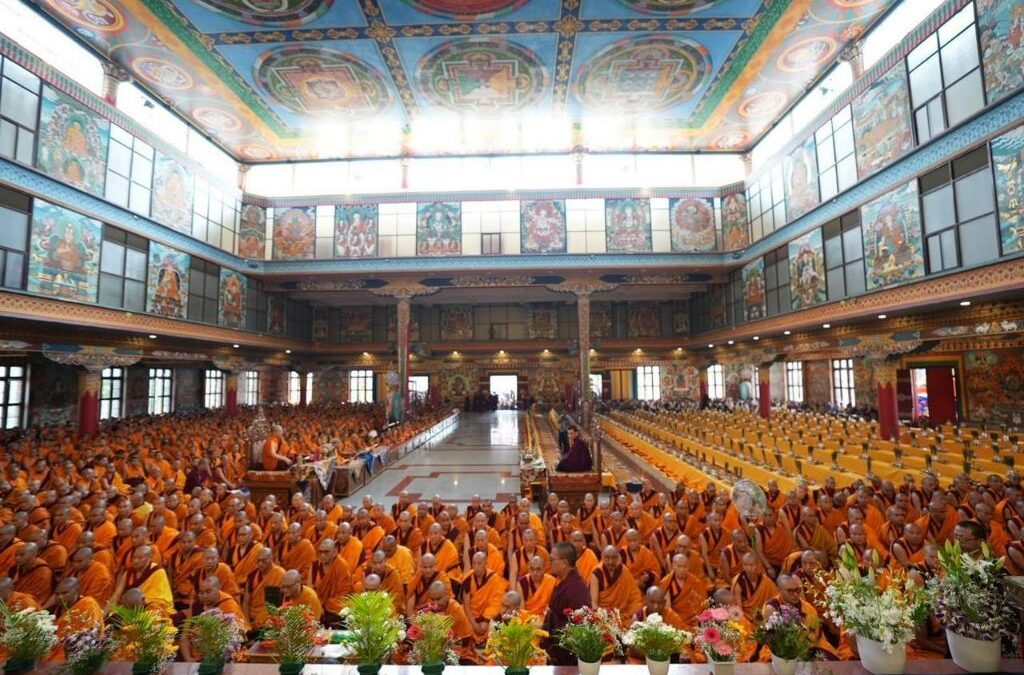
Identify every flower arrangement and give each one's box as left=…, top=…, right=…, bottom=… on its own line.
left=263, top=604, right=322, bottom=667
left=108, top=605, right=179, bottom=675
left=407, top=607, right=458, bottom=668
left=621, top=613, right=692, bottom=662
left=484, top=612, right=547, bottom=673
left=63, top=627, right=115, bottom=675
left=753, top=605, right=812, bottom=661
left=0, top=604, right=58, bottom=670
left=342, top=591, right=405, bottom=667
left=555, top=606, right=622, bottom=663
left=694, top=606, right=747, bottom=662
left=930, top=541, right=1020, bottom=649
left=822, top=547, right=931, bottom=651
left=182, top=609, right=246, bottom=666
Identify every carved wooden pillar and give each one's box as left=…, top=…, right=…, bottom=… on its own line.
left=297, top=370, right=308, bottom=407
left=78, top=367, right=102, bottom=438
left=225, top=370, right=239, bottom=417
left=100, top=62, right=130, bottom=106
left=840, top=42, right=865, bottom=80
left=576, top=292, right=591, bottom=428
left=876, top=361, right=900, bottom=441
left=758, top=364, right=771, bottom=420
left=396, top=296, right=411, bottom=421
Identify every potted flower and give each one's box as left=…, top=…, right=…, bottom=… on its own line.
left=0, top=605, right=57, bottom=674
left=109, top=605, right=179, bottom=675
left=694, top=606, right=747, bottom=675
left=182, top=609, right=246, bottom=675
left=407, top=607, right=457, bottom=675
left=930, top=541, right=1020, bottom=672
left=63, top=627, right=115, bottom=675
left=264, top=604, right=321, bottom=675
left=753, top=605, right=812, bottom=675
left=555, top=607, right=622, bottom=675
left=343, top=591, right=405, bottom=675
left=621, top=613, right=691, bottom=675
left=822, top=548, right=931, bottom=674
left=484, top=612, right=547, bottom=675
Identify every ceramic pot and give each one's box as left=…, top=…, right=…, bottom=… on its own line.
left=946, top=629, right=1001, bottom=673
left=770, top=654, right=798, bottom=675
left=197, top=661, right=225, bottom=675
left=357, top=665, right=382, bottom=675
left=278, top=663, right=304, bottom=675
left=578, top=658, right=601, bottom=675
left=421, top=662, right=446, bottom=675
left=855, top=635, right=906, bottom=674
left=3, top=659, right=35, bottom=675
left=503, top=667, right=529, bottom=675
left=709, top=659, right=735, bottom=675
left=646, top=656, right=670, bottom=675
left=131, top=662, right=159, bottom=675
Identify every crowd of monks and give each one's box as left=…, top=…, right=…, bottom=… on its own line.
left=0, top=405, right=1020, bottom=666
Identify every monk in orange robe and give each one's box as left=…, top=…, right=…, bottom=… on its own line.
left=406, top=553, right=452, bottom=615
left=731, top=553, right=777, bottom=624
left=110, top=546, right=173, bottom=617
left=311, top=538, right=353, bottom=625
left=571, top=531, right=600, bottom=580
left=48, top=578, right=104, bottom=662
left=671, top=534, right=711, bottom=585
left=0, top=577, right=40, bottom=611
left=794, top=507, right=838, bottom=561
left=507, top=528, right=550, bottom=582
left=224, top=525, right=263, bottom=590
left=67, top=547, right=113, bottom=607
left=357, top=551, right=405, bottom=615
left=659, top=553, right=709, bottom=631
left=244, top=548, right=286, bottom=628
left=915, top=495, right=958, bottom=546
left=334, top=523, right=364, bottom=571
left=352, top=509, right=385, bottom=553
left=425, top=580, right=477, bottom=664
left=0, top=526, right=23, bottom=577
left=589, top=546, right=642, bottom=621
left=753, top=509, right=795, bottom=577
left=463, top=529, right=506, bottom=578
left=419, top=525, right=461, bottom=578
left=890, top=522, right=927, bottom=568
left=394, top=512, right=424, bottom=552
left=51, top=507, right=83, bottom=552
left=516, top=555, right=556, bottom=619
left=181, top=577, right=250, bottom=662
left=463, top=551, right=509, bottom=644
left=10, top=543, right=53, bottom=605
left=279, top=524, right=317, bottom=578
left=280, top=569, right=323, bottom=620
left=380, top=536, right=415, bottom=586
left=764, top=574, right=852, bottom=660
left=621, top=529, right=661, bottom=590
left=262, top=425, right=293, bottom=471
left=698, top=511, right=728, bottom=580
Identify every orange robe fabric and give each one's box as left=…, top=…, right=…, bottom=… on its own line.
left=757, top=523, right=796, bottom=568
left=621, top=545, right=660, bottom=586
left=311, top=556, right=353, bottom=615
left=731, top=572, right=777, bottom=624
left=915, top=509, right=958, bottom=546
left=592, top=565, right=642, bottom=619
left=76, top=561, right=114, bottom=607
left=576, top=548, right=599, bottom=580
left=246, top=564, right=286, bottom=628
left=659, top=572, right=709, bottom=630
left=285, top=585, right=323, bottom=621
left=49, top=596, right=104, bottom=662
left=280, top=538, right=317, bottom=576
left=519, top=573, right=556, bottom=618
left=225, top=542, right=264, bottom=589
left=11, top=560, right=53, bottom=604
left=465, top=571, right=509, bottom=624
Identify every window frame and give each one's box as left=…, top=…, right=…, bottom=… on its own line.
left=99, top=366, right=124, bottom=420
left=815, top=105, right=858, bottom=200
left=764, top=246, right=791, bottom=318
left=204, top=369, right=224, bottom=409
left=349, top=369, right=374, bottom=403
left=98, top=224, right=148, bottom=311
left=148, top=367, right=173, bottom=415
left=636, top=365, right=661, bottom=401
left=242, top=370, right=259, bottom=406
left=786, top=361, right=804, bottom=404
left=823, top=210, right=865, bottom=302
left=186, top=257, right=219, bottom=325
left=104, top=125, right=154, bottom=216
left=707, top=364, right=725, bottom=400
left=408, top=375, right=429, bottom=404
left=0, top=186, right=31, bottom=291
left=0, top=364, right=28, bottom=429
left=0, top=57, right=41, bottom=166
left=831, top=358, right=856, bottom=408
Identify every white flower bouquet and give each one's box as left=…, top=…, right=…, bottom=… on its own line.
left=621, top=613, right=692, bottom=661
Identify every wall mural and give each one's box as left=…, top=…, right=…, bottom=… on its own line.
left=977, top=0, right=1024, bottom=104
left=440, top=305, right=474, bottom=340
left=150, top=153, right=195, bottom=234
left=36, top=85, right=109, bottom=198
left=784, top=136, right=819, bottom=220
left=965, top=349, right=1024, bottom=423
left=27, top=200, right=101, bottom=303
left=312, top=308, right=329, bottom=342
left=628, top=302, right=661, bottom=338
left=272, top=206, right=316, bottom=260
left=268, top=296, right=286, bottom=336
left=742, top=258, right=767, bottom=322
left=520, top=199, right=566, bottom=254
left=416, top=202, right=462, bottom=256
left=238, top=204, right=266, bottom=259
left=146, top=242, right=189, bottom=319
left=340, top=307, right=373, bottom=342
left=669, top=197, right=716, bottom=252
left=217, top=268, right=247, bottom=329
left=673, top=301, right=689, bottom=335
left=788, top=227, right=826, bottom=310
left=663, top=362, right=700, bottom=400
left=805, top=360, right=832, bottom=404
left=527, top=303, right=558, bottom=339
left=335, top=204, right=378, bottom=258
left=720, top=193, right=749, bottom=251
left=992, top=123, right=1024, bottom=254
left=852, top=63, right=913, bottom=179
left=861, top=181, right=924, bottom=290
left=605, top=198, right=652, bottom=252
left=708, top=285, right=727, bottom=329
left=590, top=301, right=613, bottom=338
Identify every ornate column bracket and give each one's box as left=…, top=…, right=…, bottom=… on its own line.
left=839, top=42, right=865, bottom=80
left=545, top=278, right=618, bottom=296
left=43, top=347, right=142, bottom=369
left=370, top=283, right=440, bottom=300
left=100, top=61, right=131, bottom=106
left=237, top=164, right=251, bottom=192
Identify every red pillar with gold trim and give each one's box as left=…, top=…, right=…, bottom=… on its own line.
left=699, top=366, right=709, bottom=409
left=78, top=367, right=100, bottom=438
left=876, top=362, right=900, bottom=441
left=298, top=370, right=308, bottom=407
left=225, top=370, right=239, bottom=417
left=758, top=365, right=771, bottom=420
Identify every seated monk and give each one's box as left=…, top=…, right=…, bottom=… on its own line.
left=691, top=588, right=762, bottom=664
left=192, top=547, right=241, bottom=609
left=181, top=577, right=250, bottom=662
left=243, top=548, right=286, bottom=628
left=915, top=494, right=958, bottom=546
left=262, top=424, right=293, bottom=470
left=304, top=510, right=338, bottom=549
left=516, top=555, right=556, bottom=620
left=463, top=551, right=509, bottom=645
left=10, top=542, right=53, bottom=605
left=0, top=576, right=40, bottom=610
left=356, top=551, right=405, bottom=614
left=28, top=530, right=67, bottom=579
left=0, top=525, right=24, bottom=577
left=279, top=524, right=317, bottom=578
left=380, top=535, right=415, bottom=586
left=571, top=531, right=600, bottom=581
left=423, top=580, right=476, bottom=665
left=334, top=523, right=364, bottom=572
left=310, top=538, right=352, bottom=627
left=698, top=511, right=728, bottom=580
left=48, top=578, right=104, bottom=662
left=66, top=547, right=113, bottom=607
left=419, top=524, right=461, bottom=581
left=280, top=569, right=323, bottom=621
left=659, top=553, right=709, bottom=631
left=794, top=507, right=838, bottom=562
left=352, top=509, right=386, bottom=554
left=589, top=545, right=642, bottom=621
left=508, top=528, right=550, bottom=583
left=464, top=529, right=505, bottom=579
left=110, top=546, right=173, bottom=616
left=635, top=585, right=684, bottom=631
left=764, top=573, right=851, bottom=660
left=394, top=511, right=424, bottom=552
left=167, top=532, right=202, bottom=609
left=621, top=529, right=660, bottom=591
left=671, top=534, right=710, bottom=585
left=223, top=525, right=263, bottom=591
left=719, top=529, right=756, bottom=585
left=731, top=552, right=777, bottom=625
left=407, top=553, right=452, bottom=616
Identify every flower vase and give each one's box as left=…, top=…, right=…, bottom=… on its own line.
left=645, top=656, right=670, bottom=675
left=946, top=629, right=1002, bottom=673
left=709, top=660, right=735, bottom=675
left=2, top=659, right=35, bottom=675
left=503, top=667, right=529, bottom=675
left=131, top=663, right=159, bottom=675
left=197, top=661, right=225, bottom=675
left=855, top=635, right=906, bottom=674
left=357, top=665, right=382, bottom=675
left=770, top=654, right=798, bottom=675
left=421, top=662, right=446, bottom=675
left=578, top=658, right=601, bottom=675
left=278, top=663, right=304, bottom=675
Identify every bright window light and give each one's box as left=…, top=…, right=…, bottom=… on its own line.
left=863, top=0, right=945, bottom=68
left=187, top=129, right=238, bottom=189
left=117, top=83, right=188, bottom=152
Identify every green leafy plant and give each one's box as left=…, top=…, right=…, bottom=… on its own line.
left=63, top=627, right=115, bottom=675
left=485, top=613, right=547, bottom=668
left=407, top=607, right=457, bottom=665
left=555, top=607, right=622, bottom=663
left=182, top=609, right=245, bottom=665
left=753, top=605, right=812, bottom=660
left=343, top=591, right=405, bottom=664
left=264, top=604, right=322, bottom=665
left=621, top=613, right=691, bottom=661
left=0, top=602, right=57, bottom=662
left=108, top=605, right=178, bottom=673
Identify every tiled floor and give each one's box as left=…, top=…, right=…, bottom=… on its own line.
left=347, top=411, right=522, bottom=506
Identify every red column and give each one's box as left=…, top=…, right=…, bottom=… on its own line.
left=299, top=371, right=308, bottom=407
left=758, top=366, right=771, bottom=420
left=78, top=368, right=100, bottom=438
left=876, top=363, right=900, bottom=441
left=699, top=367, right=709, bottom=409
left=925, top=367, right=957, bottom=425
left=225, top=371, right=239, bottom=417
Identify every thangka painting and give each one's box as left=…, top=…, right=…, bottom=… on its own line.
left=605, top=198, right=652, bottom=252
left=673, top=301, right=690, bottom=335
left=708, top=285, right=727, bottom=329
left=340, top=307, right=373, bottom=342
left=273, top=206, right=315, bottom=260
left=335, top=204, right=378, bottom=258
left=852, top=64, right=914, bottom=179
left=150, top=153, right=194, bottom=234
left=520, top=200, right=566, bottom=254
left=217, top=268, right=247, bottom=329
left=312, top=308, right=329, bottom=342
left=977, top=0, right=1024, bottom=104
left=36, top=86, right=109, bottom=198
left=861, top=181, right=924, bottom=290
left=238, top=204, right=266, bottom=259
left=720, top=193, right=749, bottom=251
left=669, top=197, right=716, bottom=252
left=589, top=302, right=613, bottom=337
left=440, top=305, right=473, bottom=340
left=268, top=296, right=286, bottom=336
left=527, top=303, right=557, bottom=339
left=146, top=242, right=189, bottom=319
left=788, top=228, right=826, bottom=310
left=416, top=202, right=462, bottom=256
left=742, top=258, right=767, bottom=321
left=965, top=349, right=1024, bottom=423
left=27, top=200, right=100, bottom=303
left=992, top=124, right=1024, bottom=254
left=785, top=136, right=819, bottom=221
left=628, top=302, right=661, bottom=338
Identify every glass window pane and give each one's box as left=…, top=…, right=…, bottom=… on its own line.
left=124, top=279, right=145, bottom=311
left=0, top=120, right=15, bottom=158
left=955, top=170, right=994, bottom=221
left=908, top=34, right=938, bottom=70
left=827, top=267, right=845, bottom=300
left=131, top=156, right=152, bottom=185
left=927, top=97, right=947, bottom=135
left=820, top=168, right=838, bottom=201
left=837, top=155, right=858, bottom=191
left=4, top=252, right=24, bottom=288
left=125, top=248, right=146, bottom=280
left=99, top=273, right=122, bottom=306
left=0, top=84, right=38, bottom=128
left=100, top=240, right=125, bottom=275
left=922, top=187, right=955, bottom=234
left=824, top=235, right=843, bottom=267
left=842, top=226, right=863, bottom=260
left=928, top=235, right=944, bottom=271
left=959, top=215, right=998, bottom=266
left=106, top=173, right=129, bottom=206
left=15, top=131, right=33, bottom=164
left=817, top=139, right=835, bottom=168
left=941, top=27, right=980, bottom=84
left=129, top=187, right=150, bottom=215
left=0, top=207, right=27, bottom=250
left=945, top=70, right=984, bottom=127
left=4, top=61, right=40, bottom=91
left=107, top=141, right=131, bottom=174
left=845, top=263, right=865, bottom=295
left=910, top=54, right=943, bottom=105
left=941, top=229, right=958, bottom=267
left=916, top=106, right=933, bottom=143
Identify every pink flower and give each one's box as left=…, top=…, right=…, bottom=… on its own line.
left=711, top=607, right=730, bottom=621
left=697, top=610, right=715, bottom=622
left=701, top=626, right=721, bottom=645
left=728, top=606, right=743, bottom=621
left=717, top=644, right=734, bottom=656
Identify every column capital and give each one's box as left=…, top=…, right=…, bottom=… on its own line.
left=546, top=278, right=617, bottom=296
left=101, top=61, right=132, bottom=83
left=371, top=283, right=440, bottom=300
left=43, top=347, right=141, bottom=370
left=237, top=164, right=251, bottom=191
left=874, top=361, right=900, bottom=388
left=839, top=41, right=865, bottom=79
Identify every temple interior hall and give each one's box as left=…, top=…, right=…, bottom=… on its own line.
left=2, top=0, right=1024, bottom=671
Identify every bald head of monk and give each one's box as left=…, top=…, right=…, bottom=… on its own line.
left=849, top=523, right=868, bottom=547
left=199, top=575, right=223, bottom=608
left=380, top=536, right=397, bottom=557
left=362, top=573, right=381, bottom=591
left=776, top=573, right=802, bottom=605
left=71, top=547, right=94, bottom=573
left=121, top=588, right=145, bottom=610
left=281, top=570, right=303, bottom=600
left=670, top=553, right=689, bottom=578
left=0, top=577, right=12, bottom=602
left=54, top=576, right=81, bottom=608
left=201, top=547, right=221, bottom=572
left=336, top=522, right=352, bottom=545
left=426, top=524, right=443, bottom=546
left=741, top=551, right=760, bottom=578
left=645, top=585, right=668, bottom=614
left=15, top=542, right=38, bottom=570
left=471, top=550, right=488, bottom=576
left=600, top=545, right=622, bottom=572
left=0, top=525, right=16, bottom=547
left=286, top=522, right=304, bottom=543
left=426, top=580, right=449, bottom=605
left=318, top=538, right=338, bottom=565
left=625, top=528, right=642, bottom=552
left=501, top=590, right=521, bottom=616
left=712, top=586, right=737, bottom=607
left=569, top=530, right=586, bottom=554
left=419, top=553, right=437, bottom=575
left=368, top=550, right=387, bottom=577
left=132, top=545, right=154, bottom=571
left=255, top=547, right=274, bottom=573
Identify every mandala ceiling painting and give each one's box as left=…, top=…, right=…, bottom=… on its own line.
left=34, top=0, right=898, bottom=161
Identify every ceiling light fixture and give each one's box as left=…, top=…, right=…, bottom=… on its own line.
left=727, top=340, right=734, bottom=345
left=878, top=314, right=887, bottom=319
left=708, top=344, right=714, bottom=348
left=783, top=330, right=791, bottom=335
left=232, top=344, right=239, bottom=349
left=822, top=323, right=831, bottom=329
left=148, top=334, right=157, bottom=339
left=960, top=300, right=971, bottom=306
left=752, top=336, right=760, bottom=341
left=285, top=349, right=292, bottom=354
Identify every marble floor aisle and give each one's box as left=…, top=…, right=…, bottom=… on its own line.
left=347, top=411, right=522, bottom=506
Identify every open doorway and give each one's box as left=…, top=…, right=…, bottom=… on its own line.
left=489, top=374, right=518, bottom=409
left=908, top=366, right=960, bottom=425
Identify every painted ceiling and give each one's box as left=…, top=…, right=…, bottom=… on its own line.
left=35, top=0, right=897, bottom=162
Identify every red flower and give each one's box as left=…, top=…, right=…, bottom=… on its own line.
left=563, top=607, right=573, bottom=616
left=406, top=624, right=423, bottom=641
